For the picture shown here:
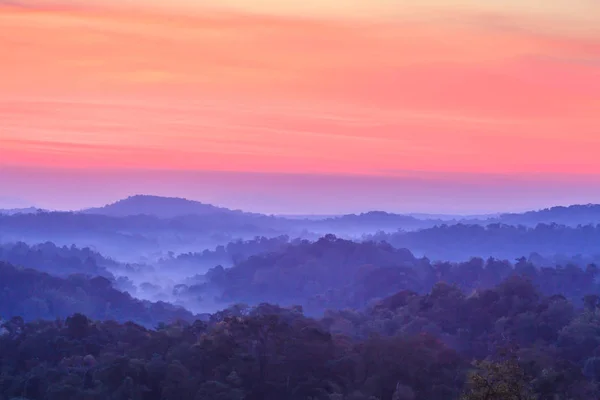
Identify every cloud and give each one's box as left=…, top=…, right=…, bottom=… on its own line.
left=529, top=55, right=600, bottom=67
left=0, top=1, right=599, bottom=179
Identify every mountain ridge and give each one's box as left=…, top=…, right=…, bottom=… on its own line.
left=81, top=194, right=253, bottom=219
left=72, top=194, right=600, bottom=230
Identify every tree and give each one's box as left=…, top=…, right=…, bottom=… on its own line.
left=461, top=357, right=536, bottom=400
left=583, top=295, right=600, bottom=312
left=65, top=313, right=90, bottom=339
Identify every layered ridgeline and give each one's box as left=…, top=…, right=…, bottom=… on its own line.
left=0, top=212, right=291, bottom=263
left=494, top=204, right=600, bottom=226
left=3, top=234, right=600, bottom=318
left=2, top=230, right=600, bottom=398
left=81, top=195, right=437, bottom=230
left=1, top=197, right=600, bottom=399
left=3, top=195, right=600, bottom=262
left=79, top=196, right=600, bottom=230
left=159, top=223, right=600, bottom=275
left=81, top=195, right=600, bottom=227
left=175, top=235, right=600, bottom=314
left=366, top=222, right=600, bottom=261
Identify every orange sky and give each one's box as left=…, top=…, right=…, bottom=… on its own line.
left=1, top=0, right=599, bottom=179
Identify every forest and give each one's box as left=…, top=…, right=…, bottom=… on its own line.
left=2, top=196, right=600, bottom=399
left=0, top=261, right=196, bottom=326
left=2, top=279, right=600, bottom=399
left=366, top=223, right=600, bottom=261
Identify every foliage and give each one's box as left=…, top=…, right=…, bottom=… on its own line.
left=0, top=241, right=116, bottom=278
left=159, top=235, right=294, bottom=271
left=462, top=357, right=536, bottom=400
left=183, top=236, right=600, bottom=314
left=0, top=262, right=195, bottom=326
left=366, top=223, right=600, bottom=261
left=2, top=277, right=600, bottom=399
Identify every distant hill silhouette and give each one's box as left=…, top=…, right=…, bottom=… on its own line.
left=312, top=211, right=440, bottom=232
left=72, top=193, right=600, bottom=228
left=493, top=204, right=600, bottom=226
left=78, top=196, right=446, bottom=232
left=303, top=204, right=600, bottom=228
left=0, top=207, right=44, bottom=215
left=81, top=195, right=252, bottom=218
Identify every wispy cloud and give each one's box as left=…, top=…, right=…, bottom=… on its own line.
left=0, top=0, right=599, bottom=179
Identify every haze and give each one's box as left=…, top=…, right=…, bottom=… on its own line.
left=2, top=2, right=600, bottom=399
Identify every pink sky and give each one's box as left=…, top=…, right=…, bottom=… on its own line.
left=1, top=0, right=599, bottom=212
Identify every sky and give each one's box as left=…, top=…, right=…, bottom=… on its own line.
left=1, top=0, right=599, bottom=213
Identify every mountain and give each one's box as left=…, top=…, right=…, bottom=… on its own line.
left=82, top=195, right=253, bottom=218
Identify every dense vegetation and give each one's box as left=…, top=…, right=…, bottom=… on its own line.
left=179, top=235, right=599, bottom=314
left=5, top=196, right=600, bottom=399
left=366, top=223, right=600, bottom=260
left=495, top=204, right=600, bottom=227
left=158, top=235, right=294, bottom=272
left=5, top=199, right=600, bottom=263
left=0, top=262, right=195, bottom=326
left=4, top=235, right=600, bottom=318
left=0, top=212, right=286, bottom=262
left=2, top=278, right=600, bottom=399
left=0, top=242, right=116, bottom=278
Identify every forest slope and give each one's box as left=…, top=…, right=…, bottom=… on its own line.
left=0, top=262, right=195, bottom=327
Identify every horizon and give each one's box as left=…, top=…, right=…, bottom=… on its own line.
left=3, top=0, right=600, bottom=392
left=1, top=0, right=599, bottom=212
left=2, top=189, right=599, bottom=218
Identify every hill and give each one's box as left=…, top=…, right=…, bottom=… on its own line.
left=0, top=211, right=290, bottom=262
left=173, top=233, right=600, bottom=315
left=495, top=204, right=600, bottom=226
left=0, top=261, right=195, bottom=326
left=367, top=222, right=600, bottom=261
left=181, top=235, right=429, bottom=313
left=0, top=241, right=117, bottom=278
left=312, top=211, right=440, bottom=232
left=0, top=207, right=44, bottom=215
left=303, top=203, right=600, bottom=231
left=82, top=195, right=252, bottom=219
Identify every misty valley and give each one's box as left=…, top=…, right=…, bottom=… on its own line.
left=3, top=0, right=599, bottom=397
left=1, top=195, right=600, bottom=399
